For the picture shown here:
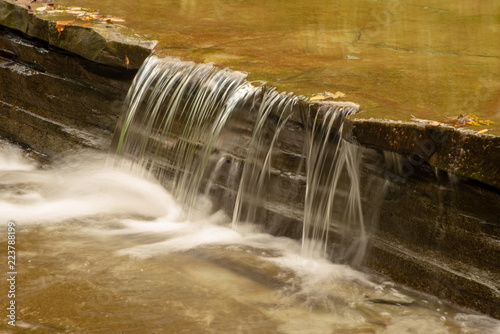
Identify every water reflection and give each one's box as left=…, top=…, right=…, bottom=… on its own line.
left=1, top=142, right=499, bottom=333
left=54, top=0, right=500, bottom=133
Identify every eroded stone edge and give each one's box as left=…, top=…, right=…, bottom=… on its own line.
left=0, top=0, right=156, bottom=69
left=343, top=116, right=500, bottom=189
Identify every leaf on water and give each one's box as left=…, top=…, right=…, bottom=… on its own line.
left=56, top=20, right=73, bottom=36
left=476, top=129, right=490, bottom=134
left=442, top=113, right=495, bottom=127
left=410, top=116, right=442, bottom=127
left=327, top=91, right=346, bottom=99
left=105, top=16, right=126, bottom=24
left=80, top=15, right=93, bottom=21
left=309, top=94, right=327, bottom=102
left=67, top=10, right=87, bottom=15
left=309, top=91, right=346, bottom=102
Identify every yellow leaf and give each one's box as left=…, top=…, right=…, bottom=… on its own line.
left=105, top=17, right=126, bottom=24
left=309, top=94, right=327, bottom=102
left=326, top=91, right=346, bottom=99
left=309, top=91, right=346, bottom=102
left=476, top=129, right=489, bottom=134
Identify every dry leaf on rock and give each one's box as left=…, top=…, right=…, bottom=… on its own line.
left=56, top=20, right=73, bottom=36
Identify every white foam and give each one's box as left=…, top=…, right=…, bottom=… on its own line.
left=0, top=141, right=36, bottom=171
left=2, top=145, right=499, bottom=333
left=0, top=151, right=178, bottom=224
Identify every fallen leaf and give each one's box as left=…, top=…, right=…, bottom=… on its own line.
left=442, top=113, right=495, bottom=127
left=326, top=91, right=346, bottom=99
left=78, top=15, right=93, bottom=21
left=125, top=55, right=130, bottom=69
left=476, top=129, right=489, bottom=134
left=67, top=10, right=87, bottom=15
left=105, top=16, right=126, bottom=24
left=309, top=91, right=346, bottom=102
left=410, top=117, right=442, bottom=127
left=56, top=20, right=73, bottom=36
left=309, top=94, right=327, bottom=102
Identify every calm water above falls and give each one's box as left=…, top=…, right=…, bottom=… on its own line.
left=56, top=0, right=500, bottom=133
left=1, top=144, right=500, bottom=332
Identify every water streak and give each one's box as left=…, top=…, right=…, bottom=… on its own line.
left=112, top=56, right=258, bottom=216
left=113, top=56, right=368, bottom=265
left=232, top=89, right=301, bottom=228
left=302, top=102, right=365, bottom=263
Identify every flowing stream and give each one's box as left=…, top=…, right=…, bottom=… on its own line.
left=1, top=55, right=500, bottom=332
left=1, top=141, right=499, bottom=333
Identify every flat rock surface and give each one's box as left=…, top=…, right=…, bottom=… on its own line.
left=52, top=0, right=500, bottom=132
left=0, top=0, right=156, bottom=68
left=343, top=117, right=500, bottom=188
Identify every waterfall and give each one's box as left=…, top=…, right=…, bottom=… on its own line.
left=301, top=103, right=365, bottom=263
left=232, top=89, right=301, bottom=228
left=111, top=56, right=259, bottom=215
left=112, top=55, right=367, bottom=265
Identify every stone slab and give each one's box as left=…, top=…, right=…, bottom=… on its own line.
left=0, top=0, right=156, bottom=69
left=343, top=117, right=500, bottom=189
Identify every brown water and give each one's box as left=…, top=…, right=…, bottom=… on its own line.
left=1, top=141, right=500, bottom=333
left=55, top=0, right=500, bottom=134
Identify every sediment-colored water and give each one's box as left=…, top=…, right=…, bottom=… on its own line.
left=1, top=1, right=499, bottom=331
left=55, top=0, right=500, bottom=134
left=1, top=141, right=499, bottom=333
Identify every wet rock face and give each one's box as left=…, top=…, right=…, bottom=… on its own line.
left=357, top=148, right=500, bottom=319
left=343, top=117, right=500, bottom=189
left=0, top=0, right=156, bottom=69
left=0, top=25, right=135, bottom=155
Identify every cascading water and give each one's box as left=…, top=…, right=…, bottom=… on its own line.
left=232, top=90, right=301, bottom=228
left=2, top=56, right=500, bottom=332
left=112, top=55, right=368, bottom=263
left=112, top=56, right=259, bottom=216
left=301, top=102, right=365, bottom=263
